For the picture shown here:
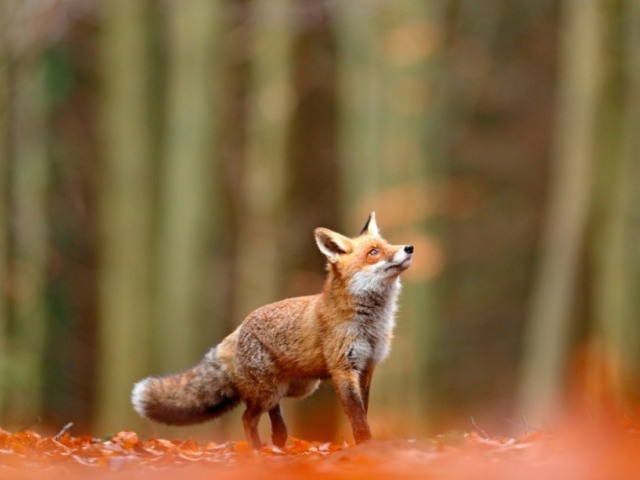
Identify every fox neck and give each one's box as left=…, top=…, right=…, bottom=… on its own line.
left=321, top=265, right=401, bottom=321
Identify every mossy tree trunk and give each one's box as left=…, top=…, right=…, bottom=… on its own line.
left=96, top=0, right=153, bottom=435
left=518, top=0, right=605, bottom=422
left=149, top=0, right=225, bottom=440
left=153, top=0, right=222, bottom=374
left=7, top=3, right=50, bottom=428
left=233, top=0, right=294, bottom=319
left=0, top=0, right=10, bottom=416
left=590, top=0, right=640, bottom=407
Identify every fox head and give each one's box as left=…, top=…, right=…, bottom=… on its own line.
left=314, top=212, right=414, bottom=295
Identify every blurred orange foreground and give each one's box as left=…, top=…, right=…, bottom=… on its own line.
left=3, top=416, right=640, bottom=480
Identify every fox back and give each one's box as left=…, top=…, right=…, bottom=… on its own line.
left=132, top=212, right=414, bottom=448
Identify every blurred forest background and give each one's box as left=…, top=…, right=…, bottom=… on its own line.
left=1, top=0, right=639, bottom=443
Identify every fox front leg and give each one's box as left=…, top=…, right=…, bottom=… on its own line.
left=359, top=361, right=375, bottom=414
left=331, top=370, right=372, bottom=444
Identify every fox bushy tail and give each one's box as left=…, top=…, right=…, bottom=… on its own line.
left=132, top=346, right=240, bottom=426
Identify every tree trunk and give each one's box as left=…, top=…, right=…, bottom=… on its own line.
left=518, top=0, right=605, bottom=422
left=154, top=0, right=221, bottom=374
left=334, top=1, right=384, bottom=213
left=233, top=0, right=294, bottom=319
left=617, top=0, right=640, bottom=398
left=0, top=0, right=10, bottom=416
left=96, top=0, right=153, bottom=434
left=590, top=0, right=640, bottom=407
left=7, top=3, right=50, bottom=427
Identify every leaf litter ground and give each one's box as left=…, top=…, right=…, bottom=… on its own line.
left=2, top=418, right=640, bottom=479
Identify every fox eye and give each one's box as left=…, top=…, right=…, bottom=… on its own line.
left=368, top=247, right=380, bottom=256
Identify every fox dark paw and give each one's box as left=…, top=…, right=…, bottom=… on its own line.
left=272, top=430, right=288, bottom=448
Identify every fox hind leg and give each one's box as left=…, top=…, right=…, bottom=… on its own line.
left=268, top=403, right=288, bottom=448
left=242, top=403, right=264, bottom=449
left=242, top=402, right=287, bottom=449
left=236, top=332, right=290, bottom=448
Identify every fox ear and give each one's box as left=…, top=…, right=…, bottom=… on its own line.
left=359, top=211, right=380, bottom=237
left=314, top=228, right=353, bottom=262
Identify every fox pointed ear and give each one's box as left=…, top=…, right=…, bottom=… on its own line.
left=359, top=211, right=380, bottom=237
left=314, top=228, right=353, bottom=262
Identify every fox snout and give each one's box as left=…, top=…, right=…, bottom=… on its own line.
left=394, top=244, right=414, bottom=262
left=385, top=244, right=413, bottom=275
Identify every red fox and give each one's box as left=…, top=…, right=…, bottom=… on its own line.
left=132, top=212, right=413, bottom=448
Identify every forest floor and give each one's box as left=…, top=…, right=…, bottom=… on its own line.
left=2, top=416, right=640, bottom=479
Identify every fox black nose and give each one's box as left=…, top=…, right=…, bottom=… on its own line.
left=404, top=245, right=414, bottom=254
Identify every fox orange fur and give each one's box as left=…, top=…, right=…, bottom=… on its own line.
left=132, top=212, right=413, bottom=448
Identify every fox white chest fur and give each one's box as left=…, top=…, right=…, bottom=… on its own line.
left=347, top=278, right=401, bottom=367
left=132, top=212, right=413, bottom=449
